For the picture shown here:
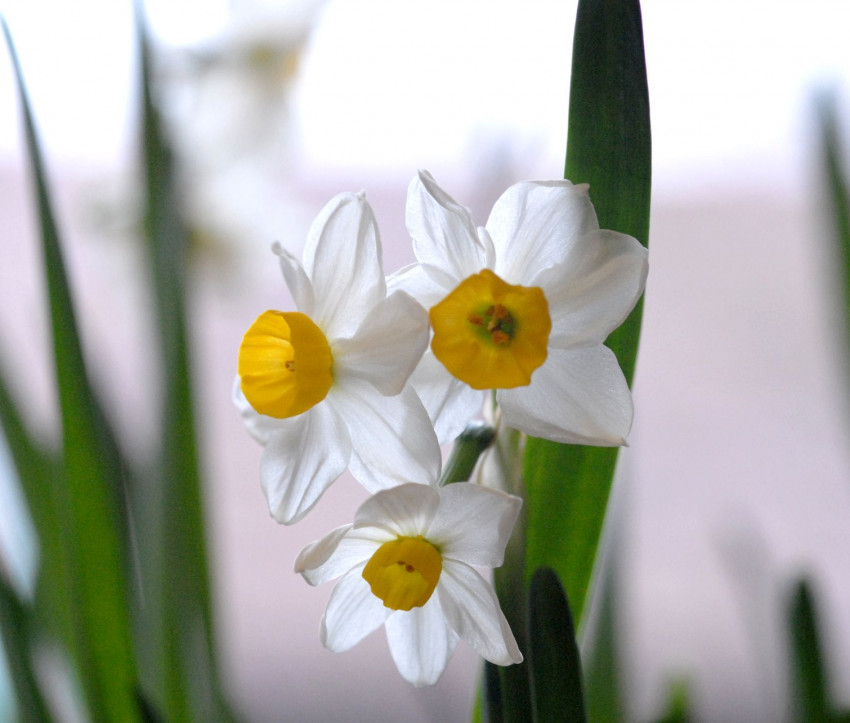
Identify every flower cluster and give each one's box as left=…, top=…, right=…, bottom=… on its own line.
left=234, top=171, right=648, bottom=686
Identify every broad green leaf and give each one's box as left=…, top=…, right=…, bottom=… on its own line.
left=3, top=21, right=139, bottom=722
left=523, top=0, right=651, bottom=623
left=788, top=579, right=830, bottom=722
left=0, top=570, right=50, bottom=722
left=135, top=11, right=229, bottom=719
left=527, top=567, right=586, bottom=723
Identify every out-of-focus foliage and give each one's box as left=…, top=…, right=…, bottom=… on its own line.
left=0, top=14, right=230, bottom=721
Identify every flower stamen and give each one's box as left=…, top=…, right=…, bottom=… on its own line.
left=430, top=269, right=551, bottom=389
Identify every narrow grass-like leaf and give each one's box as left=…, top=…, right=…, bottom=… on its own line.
left=528, top=567, right=586, bottom=723
left=523, top=0, right=651, bottom=623
left=818, top=95, right=850, bottom=416
left=2, top=21, right=139, bottom=721
left=788, top=579, right=830, bottom=722
left=0, top=569, right=51, bottom=722
left=0, top=356, right=74, bottom=648
left=583, top=532, right=623, bottom=722
left=136, top=10, right=228, bottom=719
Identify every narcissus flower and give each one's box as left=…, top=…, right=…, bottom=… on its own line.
left=295, top=482, right=523, bottom=686
left=391, top=170, right=649, bottom=445
left=235, top=191, right=440, bottom=524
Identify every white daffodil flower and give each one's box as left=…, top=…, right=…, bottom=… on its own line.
left=235, top=191, right=440, bottom=524
left=390, top=170, right=649, bottom=446
left=295, top=482, right=523, bottom=687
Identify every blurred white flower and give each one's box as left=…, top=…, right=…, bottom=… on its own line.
left=159, top=2, right=324, bottom=256
left=235, top=191, right=439, bottom=524
left=391, top=170, right=648, bottom=446
left=295, top=482, right=523, bottom=687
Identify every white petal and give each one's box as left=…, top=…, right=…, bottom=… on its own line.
left=328, top=383, right=441, bottom=493
left=295, top=524, right=352, bottom=581
left=425, top=484, right=522, bottom=568
left=297, top=525, right=393, bottom=586
left=353, top=483, right=440, bottom=538
left=476, top=225, right=497, bottom=269
left=385, top=597, right=459, bottom=687
left=407, top=170, right=488, bottom=280
left=409, top=352, right=485, bottom=445
left=272, top=242, right=314, bottom=316
left=233, top=376, right=287, bottom=445
left=387, top=262, right=458, bottom=309
left=437, top=561, right=522, bottom=666
left=295, top=524, right=367, bottom=586
left=321, top=566, right=389, bottom=652
left=260, top=402, right=352, bottom=524
left=487, top=180, right=599, bottom=283
left=333, top=291, right=430, bottom=396
left=534, top=229, right=648, bottom=345
left=303, top=191, right=386, bottom=338
left=497, top=345, right=633, bottom=446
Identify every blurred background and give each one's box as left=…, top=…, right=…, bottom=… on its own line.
left=1, top=0, right=849, bottom=720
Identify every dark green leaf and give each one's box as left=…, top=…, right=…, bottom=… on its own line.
left=788, top=579, right=830, bottom=722
left=527, top=567, right=586, bottom=723
left=2, top=20, right=139, bottom=721
left=524, top=0, right=651, bottom=624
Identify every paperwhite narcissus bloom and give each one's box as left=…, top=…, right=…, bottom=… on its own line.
left=295, top=482, right=523, bottom=687
left=235, top=191, right=441, bottom=524
left=390, top=170, right=649, bottom=446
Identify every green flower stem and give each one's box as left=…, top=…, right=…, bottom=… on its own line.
left=438, top=423, right=496, bottom=485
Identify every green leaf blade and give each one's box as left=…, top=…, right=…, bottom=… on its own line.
left=788, top=579, right=830, bottom=722
left=135, top=12, right=229, bottom=719
left=523, top=0, right=651, bottom=623
left=528, top=567, right=586, bottom=723
left=0, top=571, right=51, bottom=722
left=2, top=20, right=139, bottom=722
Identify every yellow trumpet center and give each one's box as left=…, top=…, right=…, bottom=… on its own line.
left=362, top=536, right=442, bottom=611
left=429, top=269, right=551, bottom=389
left=238, top=310, right=333, bottom=418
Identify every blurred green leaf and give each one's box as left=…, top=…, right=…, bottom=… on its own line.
left=818, top=94, right=850, bottom=415
left=479, top=660, right=504, bottom=723
left=0, top=570, right=51, bottom=722
left=655, top=678, right=692, bottom=723
left=135, top=11, right=229, bottom=719
left=527, top=567, right=586, bottom=723
left=0, top=355, right=75, bottom=652
left=524, top=0, right=651, bottom=624
left=2, top=20, right=139, bottom=722
left=788, top=579, right=830, bottom=722
left=583, top=530, right=623, bottom=722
